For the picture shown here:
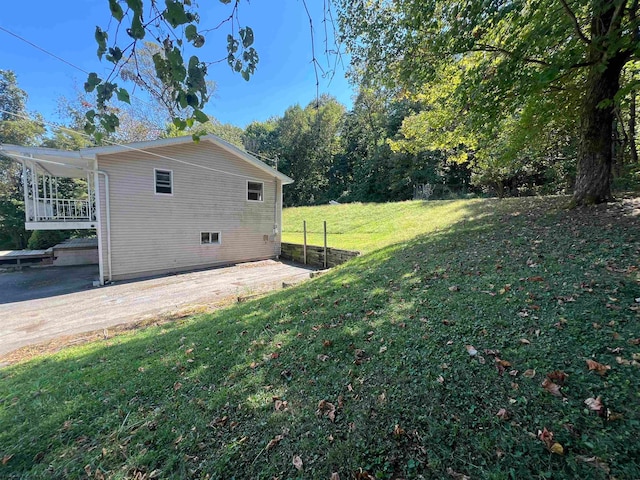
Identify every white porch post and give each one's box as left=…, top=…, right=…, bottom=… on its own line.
left=21, top=161, right=29, bottom=223
left=94, top=168, right=105, bottom=285
left=30, top=158, right=38, bottom=222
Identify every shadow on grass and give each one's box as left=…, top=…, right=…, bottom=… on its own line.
left=1, top=196, right=639, bottom=479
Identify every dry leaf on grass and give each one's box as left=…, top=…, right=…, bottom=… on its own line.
left=317, top=400, right=337, bottom=422
left=523, top=368, right=536, bottom=378
left=317, top=354, right=330, bottom=362
left=537, top=427, right=564, bottom=454
left=496, top=408, right=510, bottom=420
left=266, top=434, right=283, bottom=450
left=586, top=359, right=611, bottom=376
left=293, top=455, right=303, bottom=471
left=330, top=473, right=340, bottom=480
left=519, top=338, right=531, bottom=345
left=576, top=456, right=610, bottom=474
left=541, top=378, right=563, bottom=397
left=446, top=467, right=471, bottom=479
left=465, top=345, right=478, bottom=356
left=393, top=424, right=405, bottom=437
left=546, top=370, right=568, bottom=385
left=2, top=454, right=13, bottom=465
left=584, top=396, right=607, bottom=417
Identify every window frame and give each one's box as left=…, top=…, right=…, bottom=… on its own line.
left=247, top=180, right=264, bottom=202
left=200, top=231, right=222, bottom=245
left=154, top=168, right=174, bottom=196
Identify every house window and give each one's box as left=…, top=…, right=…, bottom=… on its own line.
left=247, top=181, right=264, bottom=202
left=155, top=169, right=173, bottom=195
left=201, top=232, right=221, bottom=245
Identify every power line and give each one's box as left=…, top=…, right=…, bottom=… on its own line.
left=0, top=108, right=276, bottom=183
left=0, top=25, right=90, bottom=75
left=0, top=27, right=282, bottom=180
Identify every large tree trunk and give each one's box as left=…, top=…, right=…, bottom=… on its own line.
left=573, top=59, right=625, bottom=205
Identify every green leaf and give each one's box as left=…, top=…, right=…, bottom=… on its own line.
left=185, top=24, right=198, bottom=41
left=95, top=27, right=108, bottom=60
left=128, top=15, right=145, bottom=39
left=106, top=47, right=123, bottom=63
left=117, top=88, right=131, bottom=104
left=109, top=0, right=124, bottom=21
left=193, top=109, right=209, bottom=123
left=164, top=0, right=190, bottom=28
left=125, top=0, right=143, bottom=15
left=84, top=73, right=101, bottom=93
left=240, top=27, right=254, bottom=48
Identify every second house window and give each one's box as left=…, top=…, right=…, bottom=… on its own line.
left=247, top=181, right=264, bottom=201
left=201, top=232, right=221, bottom=245
left=155, top=169, right=173, bottom=195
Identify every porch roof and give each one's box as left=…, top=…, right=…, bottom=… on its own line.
left=0, top=145, right=93, bottom=178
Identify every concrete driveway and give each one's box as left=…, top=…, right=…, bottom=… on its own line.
left=0, top=260, right=314, bottom=357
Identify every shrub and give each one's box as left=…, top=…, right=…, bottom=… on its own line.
left=27, top=230, right=70, bottom=250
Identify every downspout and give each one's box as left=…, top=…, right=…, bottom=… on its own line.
left=273, top=177, right=279, bottom=258
left=97, top=170, right=112, bottom=283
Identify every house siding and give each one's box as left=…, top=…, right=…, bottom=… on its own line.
left=97, top=141, right=282, bottom=281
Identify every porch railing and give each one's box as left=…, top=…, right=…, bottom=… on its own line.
left=35, top=199, right=94, bottom=222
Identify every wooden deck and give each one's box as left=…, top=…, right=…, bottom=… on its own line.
left=0, top=249, right=53, bottom=266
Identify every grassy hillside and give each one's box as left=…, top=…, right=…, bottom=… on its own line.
left=282, top=200, right=481, bottom=253
left=1, top=197, right=639, bottom=479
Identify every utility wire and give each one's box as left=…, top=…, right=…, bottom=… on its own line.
left=0, top=25, right=282, bottom=173
left=0, top=108, right=277, bottom=183
left=0, top=25, right=90, bottom=75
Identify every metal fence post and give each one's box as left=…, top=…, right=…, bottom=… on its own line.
left=323, top=221, right=327, bottom=269
left=303, top=220, right=307, bottom=265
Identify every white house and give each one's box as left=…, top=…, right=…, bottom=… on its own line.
left=0, top=135, right=293, bottom=283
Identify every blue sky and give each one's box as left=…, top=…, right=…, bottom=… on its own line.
left=0, top=0, right=354, bottom=128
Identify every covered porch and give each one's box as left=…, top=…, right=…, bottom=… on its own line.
left=0, top=145, right=99, bottom=230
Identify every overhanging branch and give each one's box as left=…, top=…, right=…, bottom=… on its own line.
left=558, top=0, right=591, bottom=44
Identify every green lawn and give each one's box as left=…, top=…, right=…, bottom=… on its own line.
left=282, top=199, right=483, bottom=253
left=1, top=196, right=639, bottom=479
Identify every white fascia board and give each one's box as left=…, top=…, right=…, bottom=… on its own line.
left=84, top=134, right=295, bottom=185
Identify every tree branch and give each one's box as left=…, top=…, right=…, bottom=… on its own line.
left=558, top=0, right=591, bottom=44
left=472, top=44, right=550, bottom=65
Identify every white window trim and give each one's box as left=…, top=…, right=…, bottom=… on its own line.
left=200, top=231, right=222, bottom=245
left=247, top=180, right=264, bottom=202
left=154, top=168, right=174, bottom=196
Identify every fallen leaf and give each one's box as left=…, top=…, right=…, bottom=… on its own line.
left=584, top=396, right=604, bottom=413
left=317, top=400, right=337, bottom=422
left=393, top=424, right=405, bottom=437
left=550, top=442, right=564, bottom=455
left=448, top=285, right=460, bottom=292
left=546, top=370, right=568, bottom=385
left=2, top=454, right=13, bottom=465
left=379, top=346, right=387, bottom=354
left=496, top=408, right=509, bottom=420
left=465, top=345, right=478, bottom=356
left=496, top=358, right=512, bottom=367
left=576, top=456, right=611, bottom=474
left=519, top=338, right=530, bottom=345
left=437, top=375, right=445, bottom=384
left=586, top=359, right=611, bottom=376
left=185, top=348, right=194, bottom=355
left=317, top=354, right=330, bottom=362
left=446, top=467, right=470, bottom=479
left=629, top=338, right=640, bottom=345
left=270, top=352, right=279, bottom=359
left=330, top=473, right=340, bottom=480
left=323, top=340, right=333, bottom=347
left=537, top=427, right=554, bottom=448
left=528, top=276, right=544, bottom=282
left=293, top=455, right=303, bottom=471
left=509, top=369, right=519, bottom=376
left=541, top=378, right=563, bottom=397
left=173, top=382, right=182, bottom=391
left=266, top=434, right=283, bottom=450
